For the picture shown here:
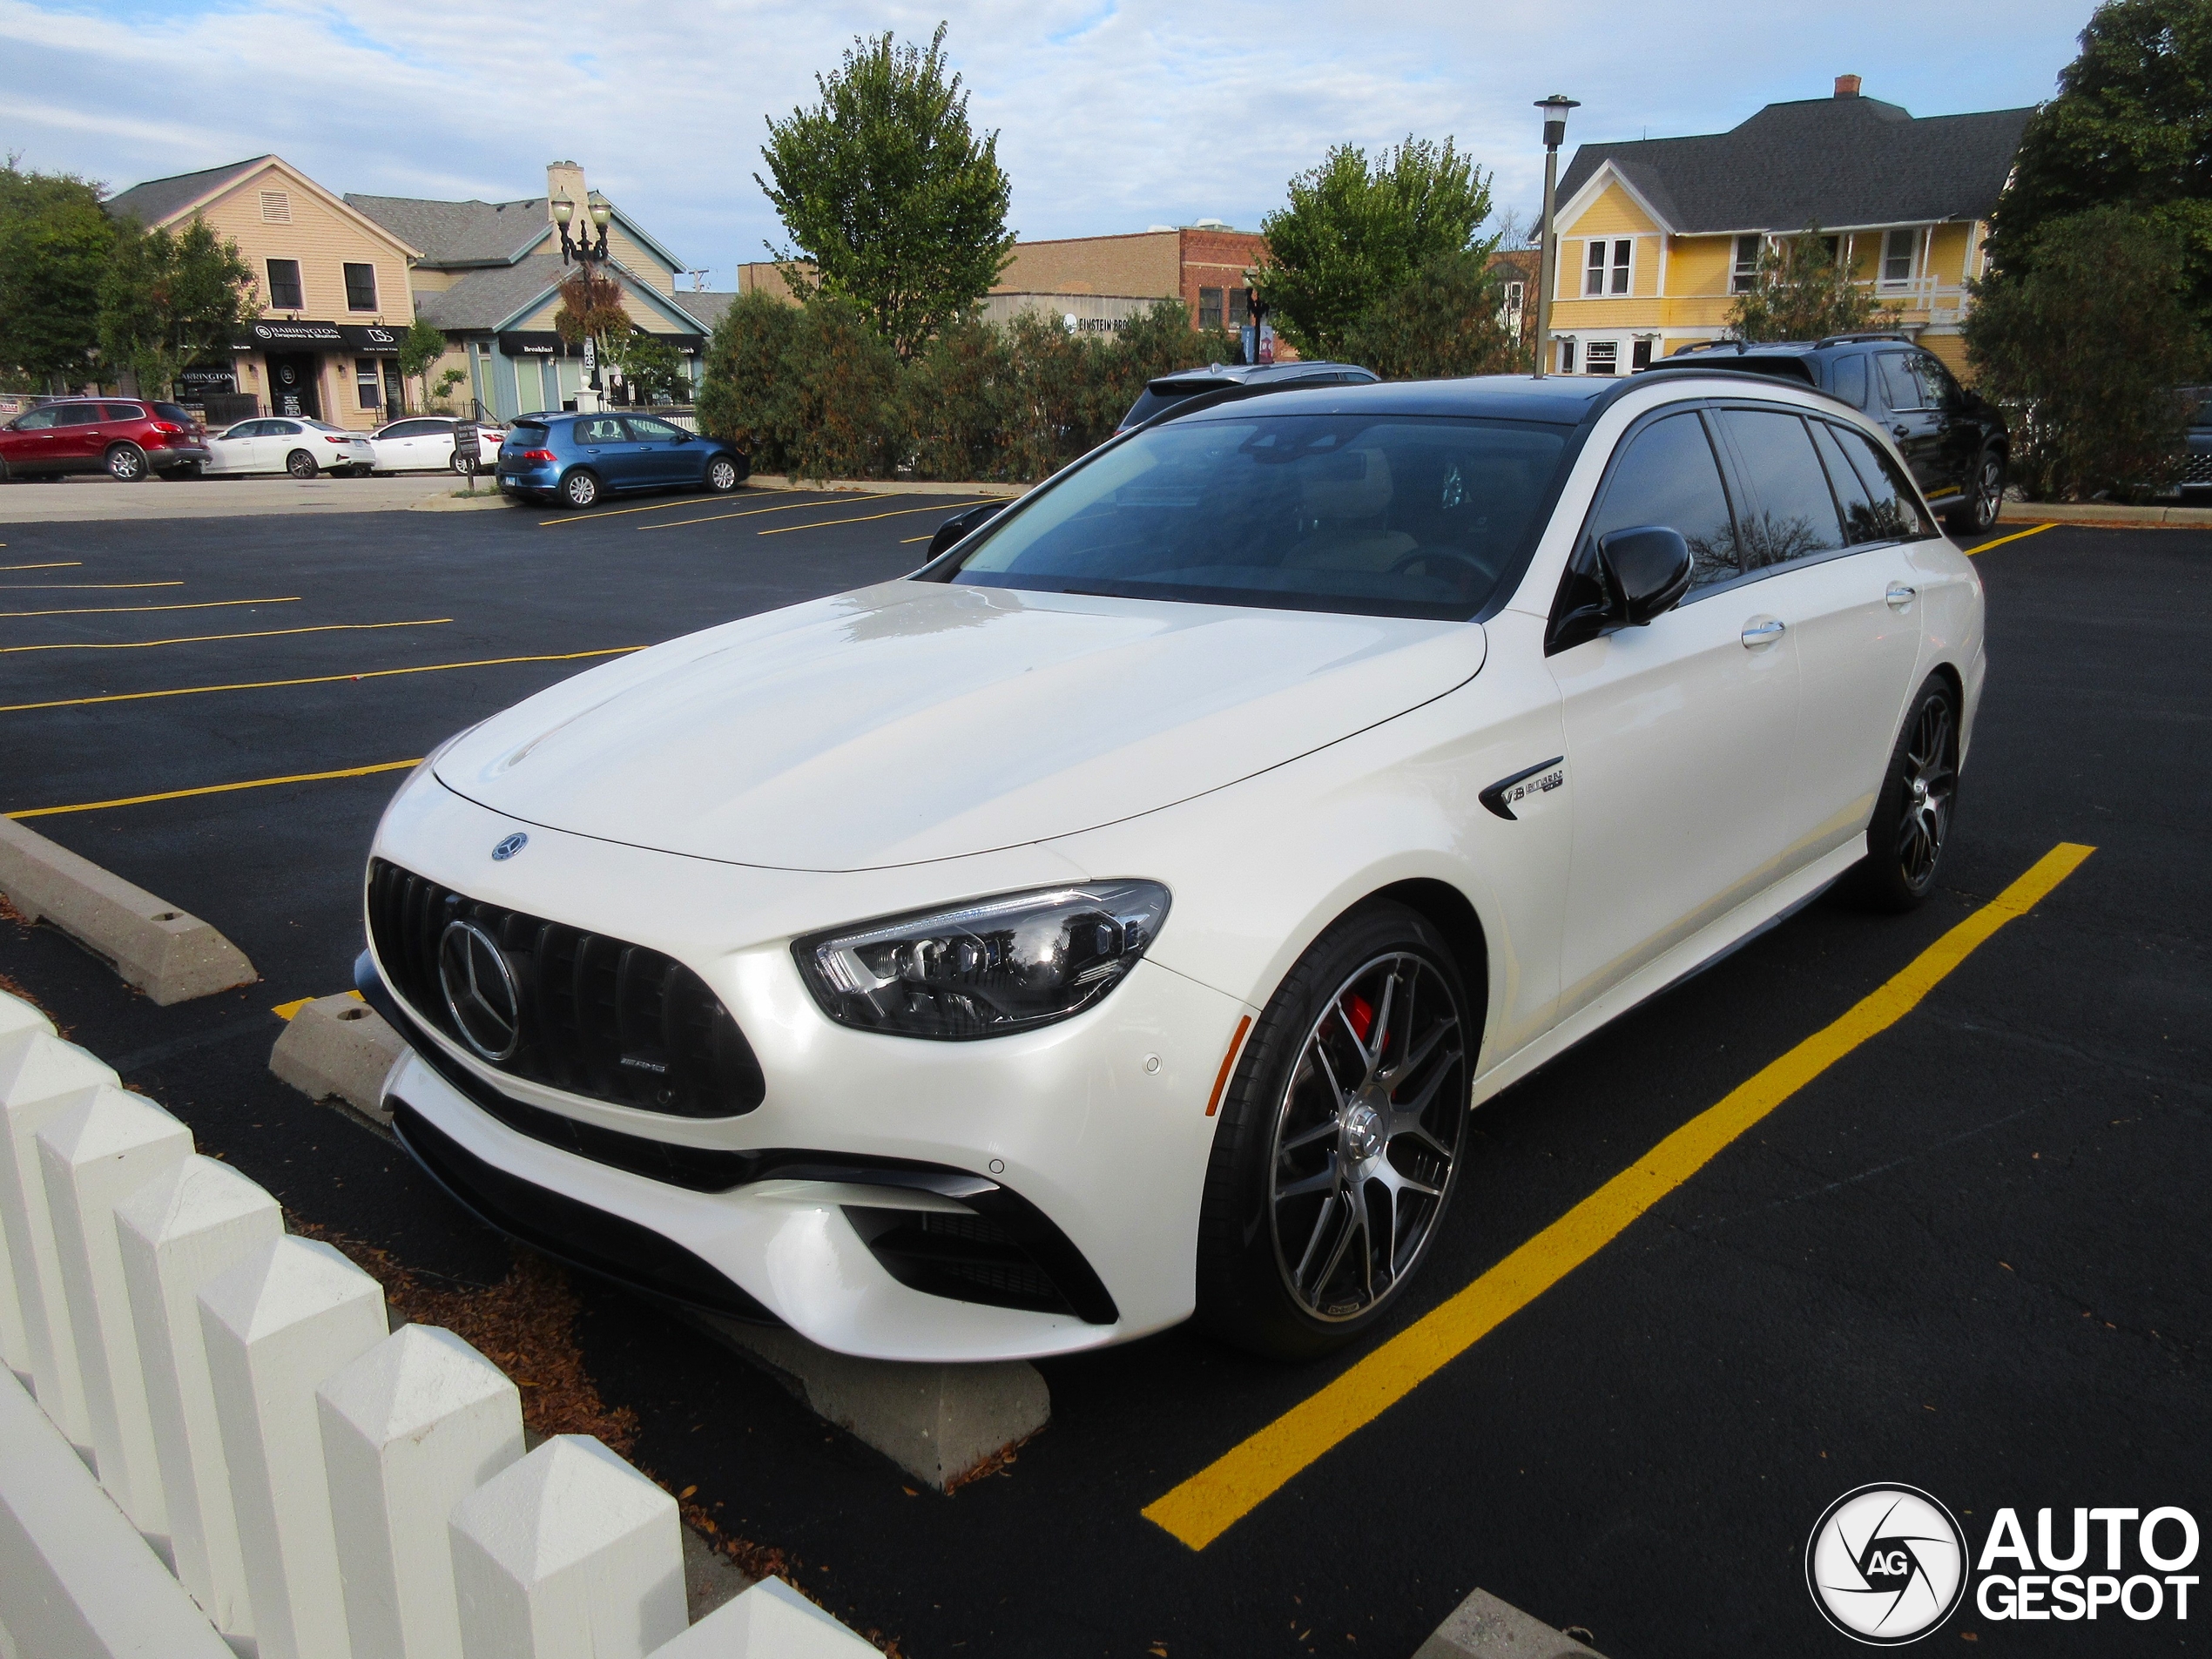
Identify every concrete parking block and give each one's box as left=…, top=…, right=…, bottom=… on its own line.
left=270, top=994, right=405, bottom=1124
left=691, top=1312, right=1049, bottom=1493
left=1414, top=1588, right=1605, bottom=1659
left=0, top=818, right=255, bottom=1005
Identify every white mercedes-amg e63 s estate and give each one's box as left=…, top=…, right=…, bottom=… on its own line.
left=358, top=368, right=1984, bottom=1362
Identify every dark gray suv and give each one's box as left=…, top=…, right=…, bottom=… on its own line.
left=1663, top=334, right=2008, bottom=535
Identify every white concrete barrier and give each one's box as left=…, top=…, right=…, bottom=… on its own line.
left=0, top=993, right=51, bottom=1376
left=0, top=1027, right=118, bottom=1450
left=0, top=1366, right=233, bottom=1659
left=115, top=1155, right=285, bottom=1641
left=648, top=1576, right=880, bottom=1656
left=199, top=1236, right=388, bottom=1659
left=448, top=1436, right=688, bottom=1659
left=319, top=1324, right=525, bottom=1659
left=37, top=1086, right=192, bottom=1540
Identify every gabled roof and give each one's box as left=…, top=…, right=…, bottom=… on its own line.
left=672, top=291, right=734, bottom=329
left=107, top=157, right=269, bottom=226
left=1558, top=93, right=2035, bottom=235
left=413, top=251, right=706, bottom=336
left=346, top=193, right=551, bottom=267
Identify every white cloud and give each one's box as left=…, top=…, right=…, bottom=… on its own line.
left=1, top=0, right=2089, bottom=284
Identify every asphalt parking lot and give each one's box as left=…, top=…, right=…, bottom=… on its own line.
left=1, top=501, right=2204, bottom=1656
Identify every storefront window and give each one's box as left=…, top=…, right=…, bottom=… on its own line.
left=266, top=259, right=304, bottom=310
left=356, top=359, right=381, bottom=410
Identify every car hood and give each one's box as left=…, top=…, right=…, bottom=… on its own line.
left=434, top=580, right=1486, bottom=871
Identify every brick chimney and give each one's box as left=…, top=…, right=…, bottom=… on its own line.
left=1834, top=73, right=1862, bottom=98
left=545, top=160, right=587, bottom=220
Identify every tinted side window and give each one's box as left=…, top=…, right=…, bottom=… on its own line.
left=1875, top=354, right=1923, bottom=412
left=623, top=417, right=681, bottom=441
left=1829, top=356, right=1869, bottom=409
left=152, top=403, right=193, bottom=425
left=1914, top=354, right=1964, bottom=413
left=102, top=403, right=145, bottom=421
left=11, top=409, right=58, bottom=430
left=56, top=405, right=104, bottom=426
left=1588, top=411, right=1745, bottom=590
left=1714, top=408, right=1845, bottom=568
left=1827, top=424, right=1938, bottom=542
left=1810, top=421, right=1891, bottom=545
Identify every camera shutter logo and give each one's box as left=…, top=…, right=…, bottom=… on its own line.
left=1807, top=1484, right=1968, bottom=1644
left=437, top=919, right=523, bottom=1062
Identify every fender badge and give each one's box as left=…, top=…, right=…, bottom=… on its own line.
left=1480, top=757, right=1566, bottom=821
left=491, top=832, right=528, bottom=861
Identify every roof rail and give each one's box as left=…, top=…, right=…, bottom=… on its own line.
left=1811, top=331, right=1910, bottom=347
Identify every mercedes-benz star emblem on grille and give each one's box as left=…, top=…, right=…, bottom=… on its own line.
left=437, top=919, right=523, bottom=1062
left=491, top=833, right=528, bottom=861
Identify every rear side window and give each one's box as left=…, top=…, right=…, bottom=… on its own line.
left=1875, top=354, right=1924, bottom=412
left=102, top=403, right=145, bottom=421
left=56, top=405, right=103, bottom=426
left=1829, top=356, right=1869, bottom=409
left=1809, top=421, right=1883, bottom=544
left=152, top=403, right=194, bottom=425
left=1587, top=410, right=1744, bottom=590
left=1826, top=423, right=1939, bottom=543
left=1713, top=408, right=1845, bottom=568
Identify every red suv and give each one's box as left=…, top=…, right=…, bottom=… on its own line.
left=0, top=398, right=212, bottom=482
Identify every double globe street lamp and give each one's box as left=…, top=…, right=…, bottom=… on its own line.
left=551, top=193, right=615, bottom=402
left=1533, top=93, right=1580, bottom=381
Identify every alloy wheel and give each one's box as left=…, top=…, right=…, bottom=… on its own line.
left=1897, top=696, right=1956, bottom=891
left=287, top=450, right=316, bottom=478
left=708, top=457, right=738, bottom=491
left=1975, top=455, right=2002, bottom=529
left=107, top=446, right=144, bottom=481
left=1267, top=952, right=1467, bottom=1322
left=563, top=470, right=598, bottom=508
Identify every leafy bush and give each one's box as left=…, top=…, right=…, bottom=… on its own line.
left=1727, top=226, right=1901, bottom=342
left=1342, top=252, right=1527, bottom=380
left=1965, top=206, right=2207, bottom=500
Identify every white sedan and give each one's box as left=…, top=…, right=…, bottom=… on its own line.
left=205, top=417, right=375, bottom=478
left=369, top=415, right=504, bottom=475
left=358, top=369, right=1982, bottom=1363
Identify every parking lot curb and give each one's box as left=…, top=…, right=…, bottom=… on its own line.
left=747, top=474, right=1030, bottom=500
left=689, top=1313, right=1049, bottom=1493
left=268, top=995, right=404, bottom=1125
left=2009, top=501, right=2212, bottom=528
left=1413, top=1588, right=1606, bottom=1658
left=409, top=489, right=516, bottom=514
left=0, top=819, right=255, bottom=1006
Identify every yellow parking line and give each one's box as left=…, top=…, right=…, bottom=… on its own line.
left=757, top=500, right=996, bottom=536
left=8, top=759, right=424, bottom=820
left=637, top=496, right=866, bottom=532
left=0, top=619, right=450, bottom=655
left=900, top=534, right=934, bottom=544
left=0, top=561, right=81, bottom=570
left=1143, top=841, right=2096, bottom=1552
left=0, top=597, right=300, bottom=619
left=1966, top=523, right=2057, bottom=555
left=273, top=991, right=361, bottom=1021
left=0, top=581, right=184, bottom=590
left=538, top=491, right=839, bottom=529
left=0, top=646, right=642, bottom=713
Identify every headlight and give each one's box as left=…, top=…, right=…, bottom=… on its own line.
left=794, top=881, right=1170, bottom=1040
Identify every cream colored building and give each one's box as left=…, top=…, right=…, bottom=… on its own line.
left=107, top=156, right=421, bottom=428
left=1547, top=78, right=2033, bottom=379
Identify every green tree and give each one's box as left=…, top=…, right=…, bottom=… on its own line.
left=607, top=331, right=691, bottom=405
left=699, top=291, right=802, bottom=466
left=1257, top=138, right=1494, bottom=358
left=1726, top=226, right=1902, bottom=341
left=1343, top=252, right=1528, bottom=378
left=0, top=161, right=114, bottom=390
left=1965, top=206, right=2206, bottom=499
left=395, top=317, right=448, bottom=413
left=96, top=217, right=256, bottom=398
left=758, top=24, right=1015, bottom=361
left=1986, top=0, right=2212, bottom=338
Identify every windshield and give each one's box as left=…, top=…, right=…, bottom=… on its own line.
left=940, top=413, right=1569, bottom=619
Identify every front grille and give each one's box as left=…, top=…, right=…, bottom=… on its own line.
left=2183, top=450, right=2212, bottom=485
left=846, top=1207, right=1076, bottom=1317
left=368, top=858, right=765, bottom=1118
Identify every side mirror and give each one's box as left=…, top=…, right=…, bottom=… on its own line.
left=672, top=428, right=694, bottom=442
left=926, top=500, right=1007, bottom=560
left=1597, top=526, right=1694, bottom=625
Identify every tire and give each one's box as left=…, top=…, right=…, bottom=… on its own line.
left=450, top=452, right=475, bottom=476
left=559, top=468, right=601, bottom=509
left=705, top=454, right=741, bottom=494
left=286, top=449, right=318, bottom=479
left=1846, top=676, right=1960, bottom=912
left=1945, top=448, right=2003, bottom=536
left=105, top=443, right=148, bottom=482
left=1196, top=901, right=1475, bottom=1359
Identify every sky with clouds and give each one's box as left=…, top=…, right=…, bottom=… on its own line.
left=3, top=0, right=2095, bottom=285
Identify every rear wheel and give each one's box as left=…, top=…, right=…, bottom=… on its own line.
left=1197, top=902, right=1474, bottom=1359
left=559, top=468, right=601, bottom=509
left=450, top=452, right=475, bottom=475
left=1946, top=448, right=2002, bottom=536
left=1847, top=676, right=1960, bottom=911
left=286, top=449, right=318, bottom=479
left=105, top=443, right=148, bottom=482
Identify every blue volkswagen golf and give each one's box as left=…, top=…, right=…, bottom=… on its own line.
left=496, top=411, right=750, bottom=509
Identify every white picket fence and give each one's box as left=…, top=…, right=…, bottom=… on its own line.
left=0, top=989, right=877, bottom=1659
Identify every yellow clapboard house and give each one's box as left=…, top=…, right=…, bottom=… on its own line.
left=1547, top=76, right=2033, bottom=380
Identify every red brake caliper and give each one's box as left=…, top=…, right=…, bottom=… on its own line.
left=1340, top=992, right=1375, bottom=1046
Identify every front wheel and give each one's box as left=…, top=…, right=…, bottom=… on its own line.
left=1847, top=676, right=1960, bottom=911
left=286, top=449, right=319, bottom=479
left=705, top=454, right=741, bottom=493
left=105, top=443, right=148, bottom=482
left=559, top=468, right=601, bottom=509
left=1196, top=902, right=1474, bottom=1359
left=1946, top=448, right=2003, bottom=536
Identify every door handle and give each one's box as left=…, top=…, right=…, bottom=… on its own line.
left=1892, top=423, right=1911, bottom=438
left=1741, top=618, right=1785, bottom=647
left=1885, top=583, right=1917, bottom=610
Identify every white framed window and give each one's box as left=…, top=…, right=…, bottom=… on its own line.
left=1881, top=228, right=1918, bottom=288
left=1498, top=280, right=1525, bottom=331
left=1584, top=239, right=1634, bottom=296
left=1731, top=234, right=1762, bottom=295
left=1558, top=338, right=1577, bottom=374
left=1585, top=341, right=1621, bottom=376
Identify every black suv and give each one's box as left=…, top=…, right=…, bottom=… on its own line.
left=1663, top=334, right=2007, bottom=535
left=1116, top=360, right=1379, bottom=434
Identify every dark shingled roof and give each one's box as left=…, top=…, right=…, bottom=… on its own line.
left=672, top=291, right=734, bottom=329
left=106, top=157, right=272, bottom=226
left=345, top=194, right=551, bottom=267
left=414, top=253, right=706, bottom=336
left=1558, top=95, right=2034, bottom=233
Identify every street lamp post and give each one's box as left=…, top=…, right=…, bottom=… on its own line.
left=1533, top=94, right=1580, bottom=380
left=552, top=194, right=614, bottom=404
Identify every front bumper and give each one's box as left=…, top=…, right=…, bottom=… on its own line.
left=365, top=779, right=1251, bottom=1361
